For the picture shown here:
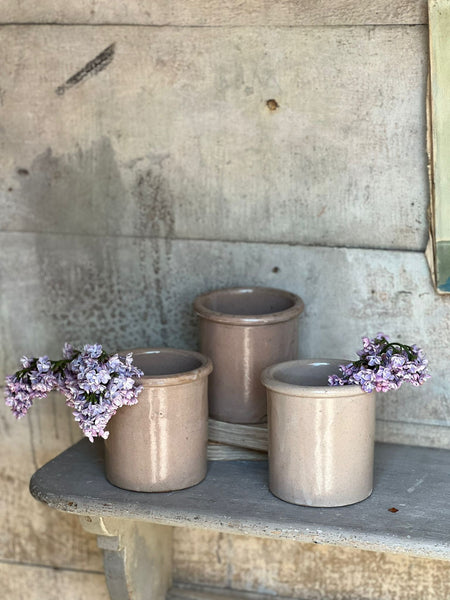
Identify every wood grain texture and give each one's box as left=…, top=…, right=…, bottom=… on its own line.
left=0, top=25, right=429, bottom=250
left=1, top=233, right=449, bottom=446
left=208, top=442, right=267, bottom=461
left=209, top=420, right=268, bottom=452
left=0, top=562, right=109, bottom=600
left=0, top=0, right=428, bottom=26
left=173, top=529, right=450, bottom=600
left=0, top=397, right=104, bottom=570
left=168, top=584, right=288, bottom=600
left=376, top=419, right=450, bottom=450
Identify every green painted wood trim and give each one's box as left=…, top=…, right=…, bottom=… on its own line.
left=429, top=0, right=450, bottom=291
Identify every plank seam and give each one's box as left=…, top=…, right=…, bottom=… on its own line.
left=0, top=23, right=428, bottom=28
left=377, top=417, right=450, bottom=428
left=0, top=230, right=428, bottom=254
left=171, top=582, right=309, bottom=600
left=0, top=558, right=104, bottom=575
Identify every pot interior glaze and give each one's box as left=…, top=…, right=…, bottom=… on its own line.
left=268, top=360, right=345, bottom=387
left=132, top=349, right=204, bottom=377
left=262, top=359, right=368, bottom=398
left=201, top=287, right=295, bottom=316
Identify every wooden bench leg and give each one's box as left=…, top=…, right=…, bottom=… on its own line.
left=80, top=516, right=173, bottom=600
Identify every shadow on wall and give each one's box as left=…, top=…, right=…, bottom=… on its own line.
left=4, top=137, right=181, bottom=363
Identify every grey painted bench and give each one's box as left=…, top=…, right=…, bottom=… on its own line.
left=30, top=440, right=450, bottom=600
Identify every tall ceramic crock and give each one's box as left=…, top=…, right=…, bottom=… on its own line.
left=105, top=348, right=213, bottom=492
left=194, top=287, right=304, bottom=424
left=261, top=359, right=376, bottom=507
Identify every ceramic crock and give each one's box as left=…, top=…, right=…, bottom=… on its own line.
left=261, top=359, right=376, bottom=507
left=194, top=287, right=304, bottom=424
left=105, top=348, right=213, bottom=492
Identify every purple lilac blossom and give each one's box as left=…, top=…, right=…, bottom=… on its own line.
left=328, top=333, right=431, bottom=393
left=5, top=364, right=58, bottom=418
left=4, top=344, right=143, bottom=441
left=60, top=346, right=143, bottom=442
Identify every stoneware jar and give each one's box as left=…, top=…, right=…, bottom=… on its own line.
left=261, top=359, right=376, bottom=507
left=194, top=287, right=304, bottom=424
left=105, top=348, right=213, bottom=492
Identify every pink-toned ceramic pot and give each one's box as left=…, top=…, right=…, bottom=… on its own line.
left=262, top=359, right=376, bottom=507
left=105, top=348, right=212, bottom=492
left=194, top=287, right=304, bottom=424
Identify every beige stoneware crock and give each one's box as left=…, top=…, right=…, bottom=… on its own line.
left=261, top=359, right=376, bottom=507
left=105, top=348, right=213, bottom=492
left=194, top=287, right=304, bottom=424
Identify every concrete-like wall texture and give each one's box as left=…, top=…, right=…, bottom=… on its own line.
left=1, top=1, right=449, bottom=598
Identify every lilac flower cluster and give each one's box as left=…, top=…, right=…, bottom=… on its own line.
left=5, top=344, right=143, bottom=441
left=5, top=356, right=59, bottom=419
left=328, top=333, right=431, bottom=393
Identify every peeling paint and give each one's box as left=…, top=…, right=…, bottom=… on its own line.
left=133, top=165, right=175, bottom=344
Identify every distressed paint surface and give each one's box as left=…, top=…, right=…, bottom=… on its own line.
left=1, top=233, right=449, bottom=440
left=173, top=529, right=450, bottom=600
left=0, top=0, right=428, bottom=26
left=30, top=440, right=450, bottom=560
left=0, top=25, right=428, bottom=250
left=375, top=418, right=450, bottom=449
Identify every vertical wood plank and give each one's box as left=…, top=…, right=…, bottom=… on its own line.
left=0, top=26, right=428, bottom=250
left=428, top=0, right=450, bottom=291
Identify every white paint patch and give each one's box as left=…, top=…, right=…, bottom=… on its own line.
left=407, top=476, right=426, bottom=494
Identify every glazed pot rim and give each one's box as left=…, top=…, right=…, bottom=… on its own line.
left=119, top=347, right=213, bottom=387
left=193, top=286, right=304, bottom=325
left=261, top=359, right=372, bottom=397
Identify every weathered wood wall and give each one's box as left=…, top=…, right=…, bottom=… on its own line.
left=173, top=529, right=450, bottom=600
left=0, top=26, right=429, bottom=250
left=1, top=2, right=449, bottom=599
left=1, top=0, right=429, bottom=26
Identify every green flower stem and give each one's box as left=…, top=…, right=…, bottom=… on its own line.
left=381, top=342, right=416, bottom=360
left=351, top=339, right=418, bottom=368
left=16, top=350, right=89, bottom=381
left=14, top=349, right=115, bottom=405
